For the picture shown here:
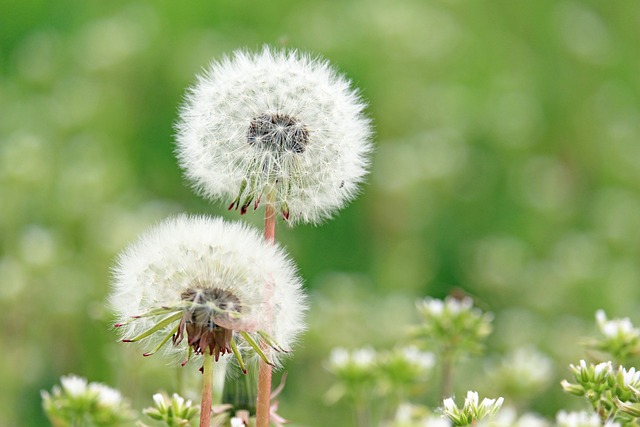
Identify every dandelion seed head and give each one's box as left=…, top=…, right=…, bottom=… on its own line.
left=110, top=215, right=306, bottom=369
left=175, top=46, right=373, bottom=225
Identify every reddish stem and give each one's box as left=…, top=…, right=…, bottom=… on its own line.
left=264, top=201, right=276, bottom=243
left=256, top=201, right=276, bottom=427
left=199, top=352, right=214, bottom=427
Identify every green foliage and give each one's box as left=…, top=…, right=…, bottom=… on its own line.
left=411, top=296, right=493, bottom=358
left=584, top=311, right=640, bottom=366
left=41, top=376, right=134, bottom=427
left=441, top=391, right=503, bottom=427
left=561, top=361, right=640, bottom=426
left=3, top=0, right=640, bottom=426
left=140, top=393, right=198, bottom=427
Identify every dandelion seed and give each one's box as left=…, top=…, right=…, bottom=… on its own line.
left=175, top=46, right=373, bottom=225
left=109, top=215, right=306, bottom=371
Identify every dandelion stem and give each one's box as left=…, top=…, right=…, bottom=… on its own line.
left=264, top=198, right=276, bottom=244
left=200, top=352, right=215, bottom=427
left=256, top=199, right=277, bottom=427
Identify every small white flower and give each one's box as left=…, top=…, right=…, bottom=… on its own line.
left=110, top=215, right=307, bottom=370
left=328, top=347, right=350, bottom=369
left=488, top=406, right=550, bottom=427
left=60, top=375, right=88, bottom=397
left=352, top=347, right=377, bottom=368
left=596, top=309, right=640, bottom=339
left=464, top=391, right=479, bottom=411
left=143, top=393, right=198, bottom=425
left=401, top=345, right=436, bottom=371
left=419, top=298, right=444, bottom=316
left=175, top=46, right=373, bottom=225
left=327, top=346, right=377, bottom=372
left=230, top=417, right=246, bottom=427
left=42, top=375, right=133, bottom=426
left=619, top=365, right=640, bottom=388
left=443, top=397, right=456, bottom=413
left=88, top=382, right=123, bottom=407
left=152, top=393, right=166, bottom=409
left=487, top=346, right=553, bottom=395
left=594, top=361, right=612, bottom=379
left=442, top=391, right=503, bottom=426
left=555, top=410, right=610, bottom=427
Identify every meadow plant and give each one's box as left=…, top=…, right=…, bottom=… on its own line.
left=140, top=393, right=198, bottom=427
left=411, top=296, right=493, bottom=397
left=489, top=406, right=550, bottom=427
left=485, top=347, right=554, bottom=406
left=584, top=310, right=640, bottom=365
left=386, top=403, right=449, bottom=427
left=325, top=346, right=379, bottom=423
left=323, top=301, right=640, bottom=427
left=555, top=411, right=620, bottom=427
left=561, top=361, right=640, bottom=425
left=325, top=345, right=436, bottom=426
left=378, top=346, right=436, bottom=400
left=41, top=375, right=133, bottom=427
left=440, top=391, right=504, bottom=427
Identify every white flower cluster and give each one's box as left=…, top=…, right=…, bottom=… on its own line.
left=556, top=410, right=620, bottom=427
left=52, top=375, right=125, bottom=408
left=328, top=346, right=377, bottom=371
left=41, top=375, right=132, bottom=426
left=143, top=393, right=198, bottom=425
left=399, top=345, right=436, bottom=372
left=414, top=296, right=493, bottom=357
left=596, top=310, right=640, bottom=340
left=487, top=347, right=553, bottom=396
left=442, top=391, right=504, bottom=426
left=486, top=406, right=550, bottom=427
left=392, top=403, right=451, bottom=427
left=175, top=46, right=372, bottom=225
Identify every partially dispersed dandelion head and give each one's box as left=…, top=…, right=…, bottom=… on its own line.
left=109, top=215, right=306, bottom=372
left=175, top=46, right=373, bottom=225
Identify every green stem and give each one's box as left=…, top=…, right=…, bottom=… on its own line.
left=200, top=352, right=215, bottom=427
left=354, top=398, right=370, bottom=427
left=441, top=349, right=454, bottom=399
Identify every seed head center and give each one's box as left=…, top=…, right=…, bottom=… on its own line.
left=247, top=113, right=309, bottom=154
left=174, top=287, right=242, bottom=358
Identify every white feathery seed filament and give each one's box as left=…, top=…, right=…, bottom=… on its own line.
left=175, top=46, right=373, bottom=225
left=109, top=215, right=306, bottom=370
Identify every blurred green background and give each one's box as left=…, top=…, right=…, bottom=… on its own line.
left=1, top=0, right=640, bottom=425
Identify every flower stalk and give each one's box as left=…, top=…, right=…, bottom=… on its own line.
left=256, top=199, right=277, bottom=427
left=200, top=352, right=215, bottom=427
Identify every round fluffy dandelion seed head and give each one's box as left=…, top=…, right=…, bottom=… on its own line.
left=175, top=46, right=373, bottom=225
left=109, top=215, right=306, bottom=370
